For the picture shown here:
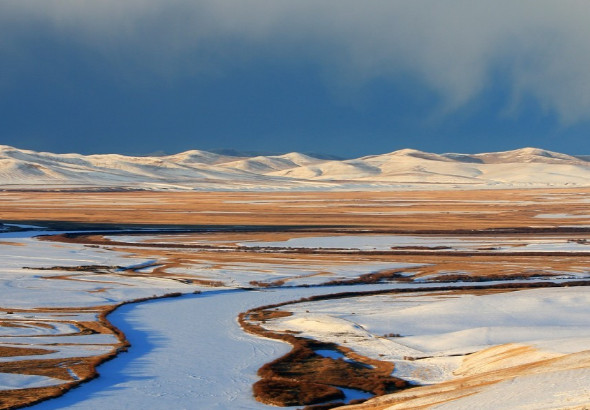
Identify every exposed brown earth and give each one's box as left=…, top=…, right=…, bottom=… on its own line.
left=239, top=305, right=407, bottom=407
left=0, top=188, right=589, bottom=230
left=0, top=347, right=57, bottom=358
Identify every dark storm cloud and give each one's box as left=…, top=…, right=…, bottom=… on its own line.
left=2, top=1, right=590, bottom=123
left=2, top=1, right=590, bottom=157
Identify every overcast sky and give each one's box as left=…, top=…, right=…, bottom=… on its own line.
left=2, top=1, right=590, bottom=157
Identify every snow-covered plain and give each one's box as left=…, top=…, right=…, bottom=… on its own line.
left=262, top=288, right=590, bottom=387
left=1, top=224, right=590, bottom=409
left=2, top=145, right=590, bottom=190
left=240, top=234, right=590, bottom=253
left=0, top=232, right=191, bottom=309
left=0, top=230, right=419, bottom=402
left=105, top=235, right=427, bottom=286
left=0, top=374, right=64, bottom=390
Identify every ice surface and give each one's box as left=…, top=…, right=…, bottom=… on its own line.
left=31, top=285, right=391, bottom=410
left=0, top=373, right=64, bottom=390
left=241, top=234, right=590, bottom=253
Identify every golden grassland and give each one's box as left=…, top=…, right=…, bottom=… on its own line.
left=0, top=187, right=589, bottom=229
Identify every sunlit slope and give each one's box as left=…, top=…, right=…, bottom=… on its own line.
left=0, top=145, right=589, bottom=190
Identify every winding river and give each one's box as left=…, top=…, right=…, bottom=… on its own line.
left=31, top=285, right=391, bottom=409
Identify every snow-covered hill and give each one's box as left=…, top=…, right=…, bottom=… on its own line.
left=0, top=145, right=589, bottom=190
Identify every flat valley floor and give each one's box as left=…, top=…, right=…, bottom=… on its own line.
left=1, top=188, right=590, bottom=409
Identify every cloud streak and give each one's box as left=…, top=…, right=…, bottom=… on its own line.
left=2, top=1, right=590, bottom=123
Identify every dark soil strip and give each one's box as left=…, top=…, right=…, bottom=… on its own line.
left=239, top=312, right=407, bottom=408
left=18, top=221, right=590, bottom=235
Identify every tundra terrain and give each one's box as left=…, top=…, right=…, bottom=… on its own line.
left=0, top=188, right=589, bottom=409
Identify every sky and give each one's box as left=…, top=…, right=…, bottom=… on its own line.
left=2, top=1, right=590, bottom=158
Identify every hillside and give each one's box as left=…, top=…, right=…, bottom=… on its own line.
left=0, top=145, right=589, bottom=190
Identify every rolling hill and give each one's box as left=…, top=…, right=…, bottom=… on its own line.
left=0, top=145, right=589, bottom=190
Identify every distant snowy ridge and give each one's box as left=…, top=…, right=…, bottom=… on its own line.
left=0, top=145, right=589, bottom=190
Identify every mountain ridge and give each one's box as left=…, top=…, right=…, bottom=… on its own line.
left=0, top=145, right=588, bottom=191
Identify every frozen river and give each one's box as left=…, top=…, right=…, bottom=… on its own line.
left=31, top=285, right=389, bottom=410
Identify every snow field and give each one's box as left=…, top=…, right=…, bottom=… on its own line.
left=2, top=145, right=590, bottom=190
left=240, top=234, right=590, bottom=253
left=1, top=224, right=590, bottom=408
left=262, top=288, right=590, bottom=408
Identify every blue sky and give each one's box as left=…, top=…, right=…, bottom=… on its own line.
left=2, top=1, right=590, bottom=157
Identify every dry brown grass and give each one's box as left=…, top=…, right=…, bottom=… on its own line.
left=0, top=188, right=589, bottom=230
left=254, top=379, right=344, bottom=407
left=0, top=385, right=76, bottom=410
left=240, top=306, right=407, bottom=407
left=0, top=241, right=24, bottom=246
left=0, top=294, right=184, bottom=410
left=0, top=347, right=57, bottom=358
left=36, top=228, right=590, bottom=289
left=1, top=188, right=590, bottom=408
